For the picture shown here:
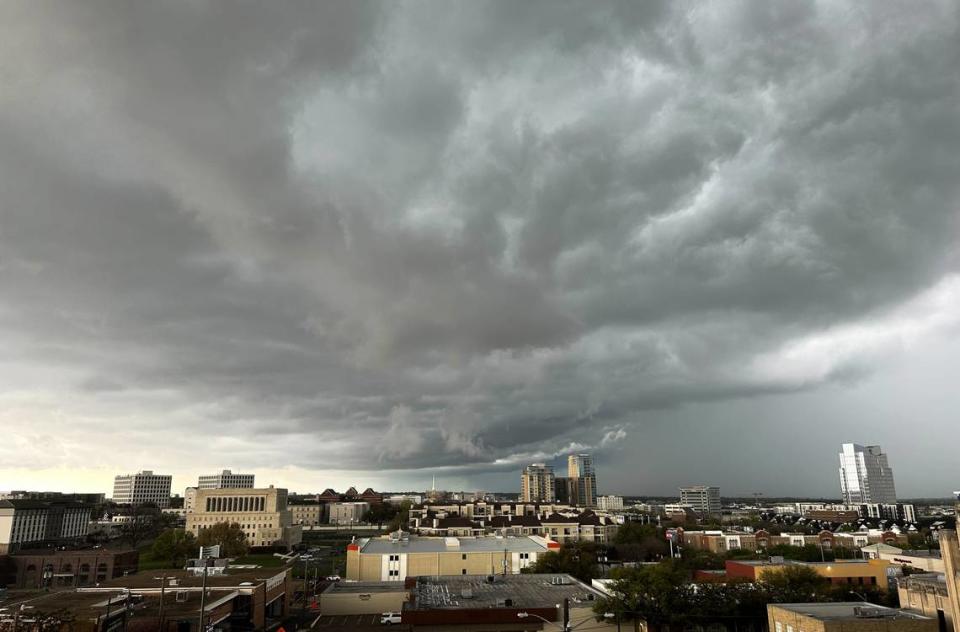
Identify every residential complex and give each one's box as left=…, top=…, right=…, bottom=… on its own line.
left=597, top=495, right=624, bottom=512
left=682, top=528, right=909, bottom=555
left=112, top=470, right=172, bottom=507
left=184, top=486, right=302, bottom=549
left=346, top=533, right=557, bottom=581
left=680, top=485, right=722, bottom=515
left=197, top=469, right=255, bottom=489
left=520, top=463, right=556, bottom=503
left=839, top=443, right=898, bottom=504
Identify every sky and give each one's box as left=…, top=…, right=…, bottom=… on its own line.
left=1, top=1, right=959, bottom=499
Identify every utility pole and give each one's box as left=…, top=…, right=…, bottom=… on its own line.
left=155, top=576, right=172, bottom=632
left=197, top=562, right=209, bottom=632
left=563, top=597, right=570, bottom=632
left=302, top=558, right=309, bottom=617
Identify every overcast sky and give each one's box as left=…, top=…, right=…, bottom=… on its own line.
left=2, top=2, right=958, bottom=499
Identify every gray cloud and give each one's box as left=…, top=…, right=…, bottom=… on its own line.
left=1, top=0, right=959, bottom=495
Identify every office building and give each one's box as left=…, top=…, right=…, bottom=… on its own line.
left=0, top=499, right=93, bottom=554
left=346, top=534, right=557, bottom=581
left=768, top=603, right=934, bottom=632
left=568, top=453, right=598, bottom=508
left=112, top=471, right=172, bottom=507
left=520, top=464, right=555, bottom=503
left=728, top=558, right=893, bottom=590
left=839, top=443, right=897, bottom=504
left=197, top=470, right=255, bottom=489
left=679, top=485, right=721, bottom=515
left=185, top=486, right=302, bottom=549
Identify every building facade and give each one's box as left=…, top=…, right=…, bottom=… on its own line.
left=328, top=502, right=369, bottom=525
left=290, top=502, right=326, bottom=526
left=197, top=470, right=255, bottom=489
left=185, top=487, right=302, bottom=549
left=597, top=495, right=624, bottom=512
left=839, top=444, right=897, bottom=504
left=3, top=548, right=139, bottom=588
left=112, top=471, right=172, bottom=507
left=521, top=464, right=556, bottom=503
left=346, top=535, right=557, bottom=581
left=768, top=603, right=935, bottom=632
left=0, top=500, right=92, bottom=554
left=680, top=485, right=722, bottom=514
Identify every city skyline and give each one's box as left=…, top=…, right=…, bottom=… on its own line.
left=3, top=2, right=960, bottom=498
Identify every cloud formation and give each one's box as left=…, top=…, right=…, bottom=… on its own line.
left=1, top=1, right=958, bottom=494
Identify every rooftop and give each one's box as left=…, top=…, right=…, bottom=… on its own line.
left=358, top=535, right=550, bottom=554
left=321, top=582, right=407, bottom=595
left=772, top=603, right=932, bottom=621
left=409, top=574, right=604, bottom=610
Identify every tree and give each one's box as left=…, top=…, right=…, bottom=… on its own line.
left=613, top=523, right=669, bottom=562
left=198, top=522, right=249, bottom=557
left=760, top=565, right=831, bottom=602
left=524, top=541, right=600, bottom=582
left=150, top=529, right=197, bottom=566
left=387, top=501, right=412, bottom=532
left=121, top=504, right=166, bottom=548
left=362, top=503, right=402, bottom=529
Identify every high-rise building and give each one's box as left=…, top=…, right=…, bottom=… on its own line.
left=679, top=485, right=721, bottom=515
left=521, top=464, right=555, bottom=503
left=112, top=471, right=172, bottom=507
left=197, top=470, right=255, bottom=489
left=838, top=443, right=897, bottom=504
left=568, top=454, right=598, bottom=508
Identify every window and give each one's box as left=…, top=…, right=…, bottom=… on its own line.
left=388, top=554, right=400, bottom=562
left=388, top=570, right=399, bottom=577
left=462, top=554, right=467, bottom=560
left=775, top=623, right=783, bottom=632
left=462, top=569, right=467, bottom=575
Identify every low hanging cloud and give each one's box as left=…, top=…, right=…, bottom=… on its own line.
left=1, top=1, right=959, bottom=488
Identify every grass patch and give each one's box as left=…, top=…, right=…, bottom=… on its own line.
left=233, top=554, right=288, bottom=568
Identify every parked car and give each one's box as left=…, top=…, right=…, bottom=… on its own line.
left=380, top=612, right=402, bottom=625
left=326, top=575, right=341, bottom=582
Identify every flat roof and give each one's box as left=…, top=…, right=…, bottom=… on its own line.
left=322, top=582, right=407, bottom=595
left=409, top=574, right=604, bottom=610
left=359, top=536, right=548, bottom=555
left=772, top=603, right=932, bottom=621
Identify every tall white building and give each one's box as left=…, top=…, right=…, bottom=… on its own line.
left=597, top=495, right=624, bottom=512
left=838, top=443, right=897, bottom=504
left=197, top=470, right=255, bottom=489
left=679, top=485, right=721, bottom=514
left=112, top=471, right=172, bottom=507
left=521, top=464, right=556, bottom=503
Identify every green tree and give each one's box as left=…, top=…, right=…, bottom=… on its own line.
left=197, top=522, right=248, bottom=557
left=760, top=565, right=831, bottom=602
left=150, top=529, right=197, bottom=566
left=524, top=541, right=600, bottom=582
left=613, top=523, right=669, bottom=562
left=362, top=503, right=401, bottom=528
left=387, top=501, right=412, bottom=532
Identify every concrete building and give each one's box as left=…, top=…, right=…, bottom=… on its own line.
left=597, top=495, right=624, bottom=512
left=290, top=502, right=326, bottom=526
left=680, top=485, right=721, bottom=515
left=899, top=574, right=954, bottom=632
left=112, top=471, right=172, bottom=507
left=683, top=529, right=908, bottom=555
left=0, top=500, right=92, bottom=554
left=185, top=486, right=301, bottom=550
left=768, top=603, right=935, bottom=632
left=346, top=534, right=558, bottom=582
left=521, top=464, right=556, bottom=503
left=839, top=444, right=898, bottom=504
left=328, top=502, right=369, bottom=525
left=184, top=486, right=198, bottom=512
left=197, top=470, right=255, bottom=489
left=554, top=477, right=576, bottom=505
left=568, top=454, right=598, bottom=508
left=861, top=544, right=945, bottom=574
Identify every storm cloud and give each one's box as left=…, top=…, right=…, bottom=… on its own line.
left=1, top=1, right=958, bottom=495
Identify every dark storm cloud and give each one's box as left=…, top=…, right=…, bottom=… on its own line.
left=2, top=1, right=959, bottom=491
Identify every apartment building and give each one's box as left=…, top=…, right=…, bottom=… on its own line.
left=197, top=470, right=255, bottom=489
left=185, top=486, right=302, bottom=550
left=682, top=529, right=908, bottom=554
left=597, top=495, right=624, bottom=512
left=0, top=500, right=92, bottom=554
left=521, top=464, right=556, bottom=503
left=346, top=534, right=557, bottom=581
left=679, top=485, right=721, bottom=515
left=112, top=471, right=172, bottom=507
left=839, top=444, right=897, bottom=504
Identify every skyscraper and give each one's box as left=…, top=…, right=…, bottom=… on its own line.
left=568, top=454, right=598, bottom=508
left=520, top=464, right=555, bottom=503
left=838, top=443, right=897, bottom=504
